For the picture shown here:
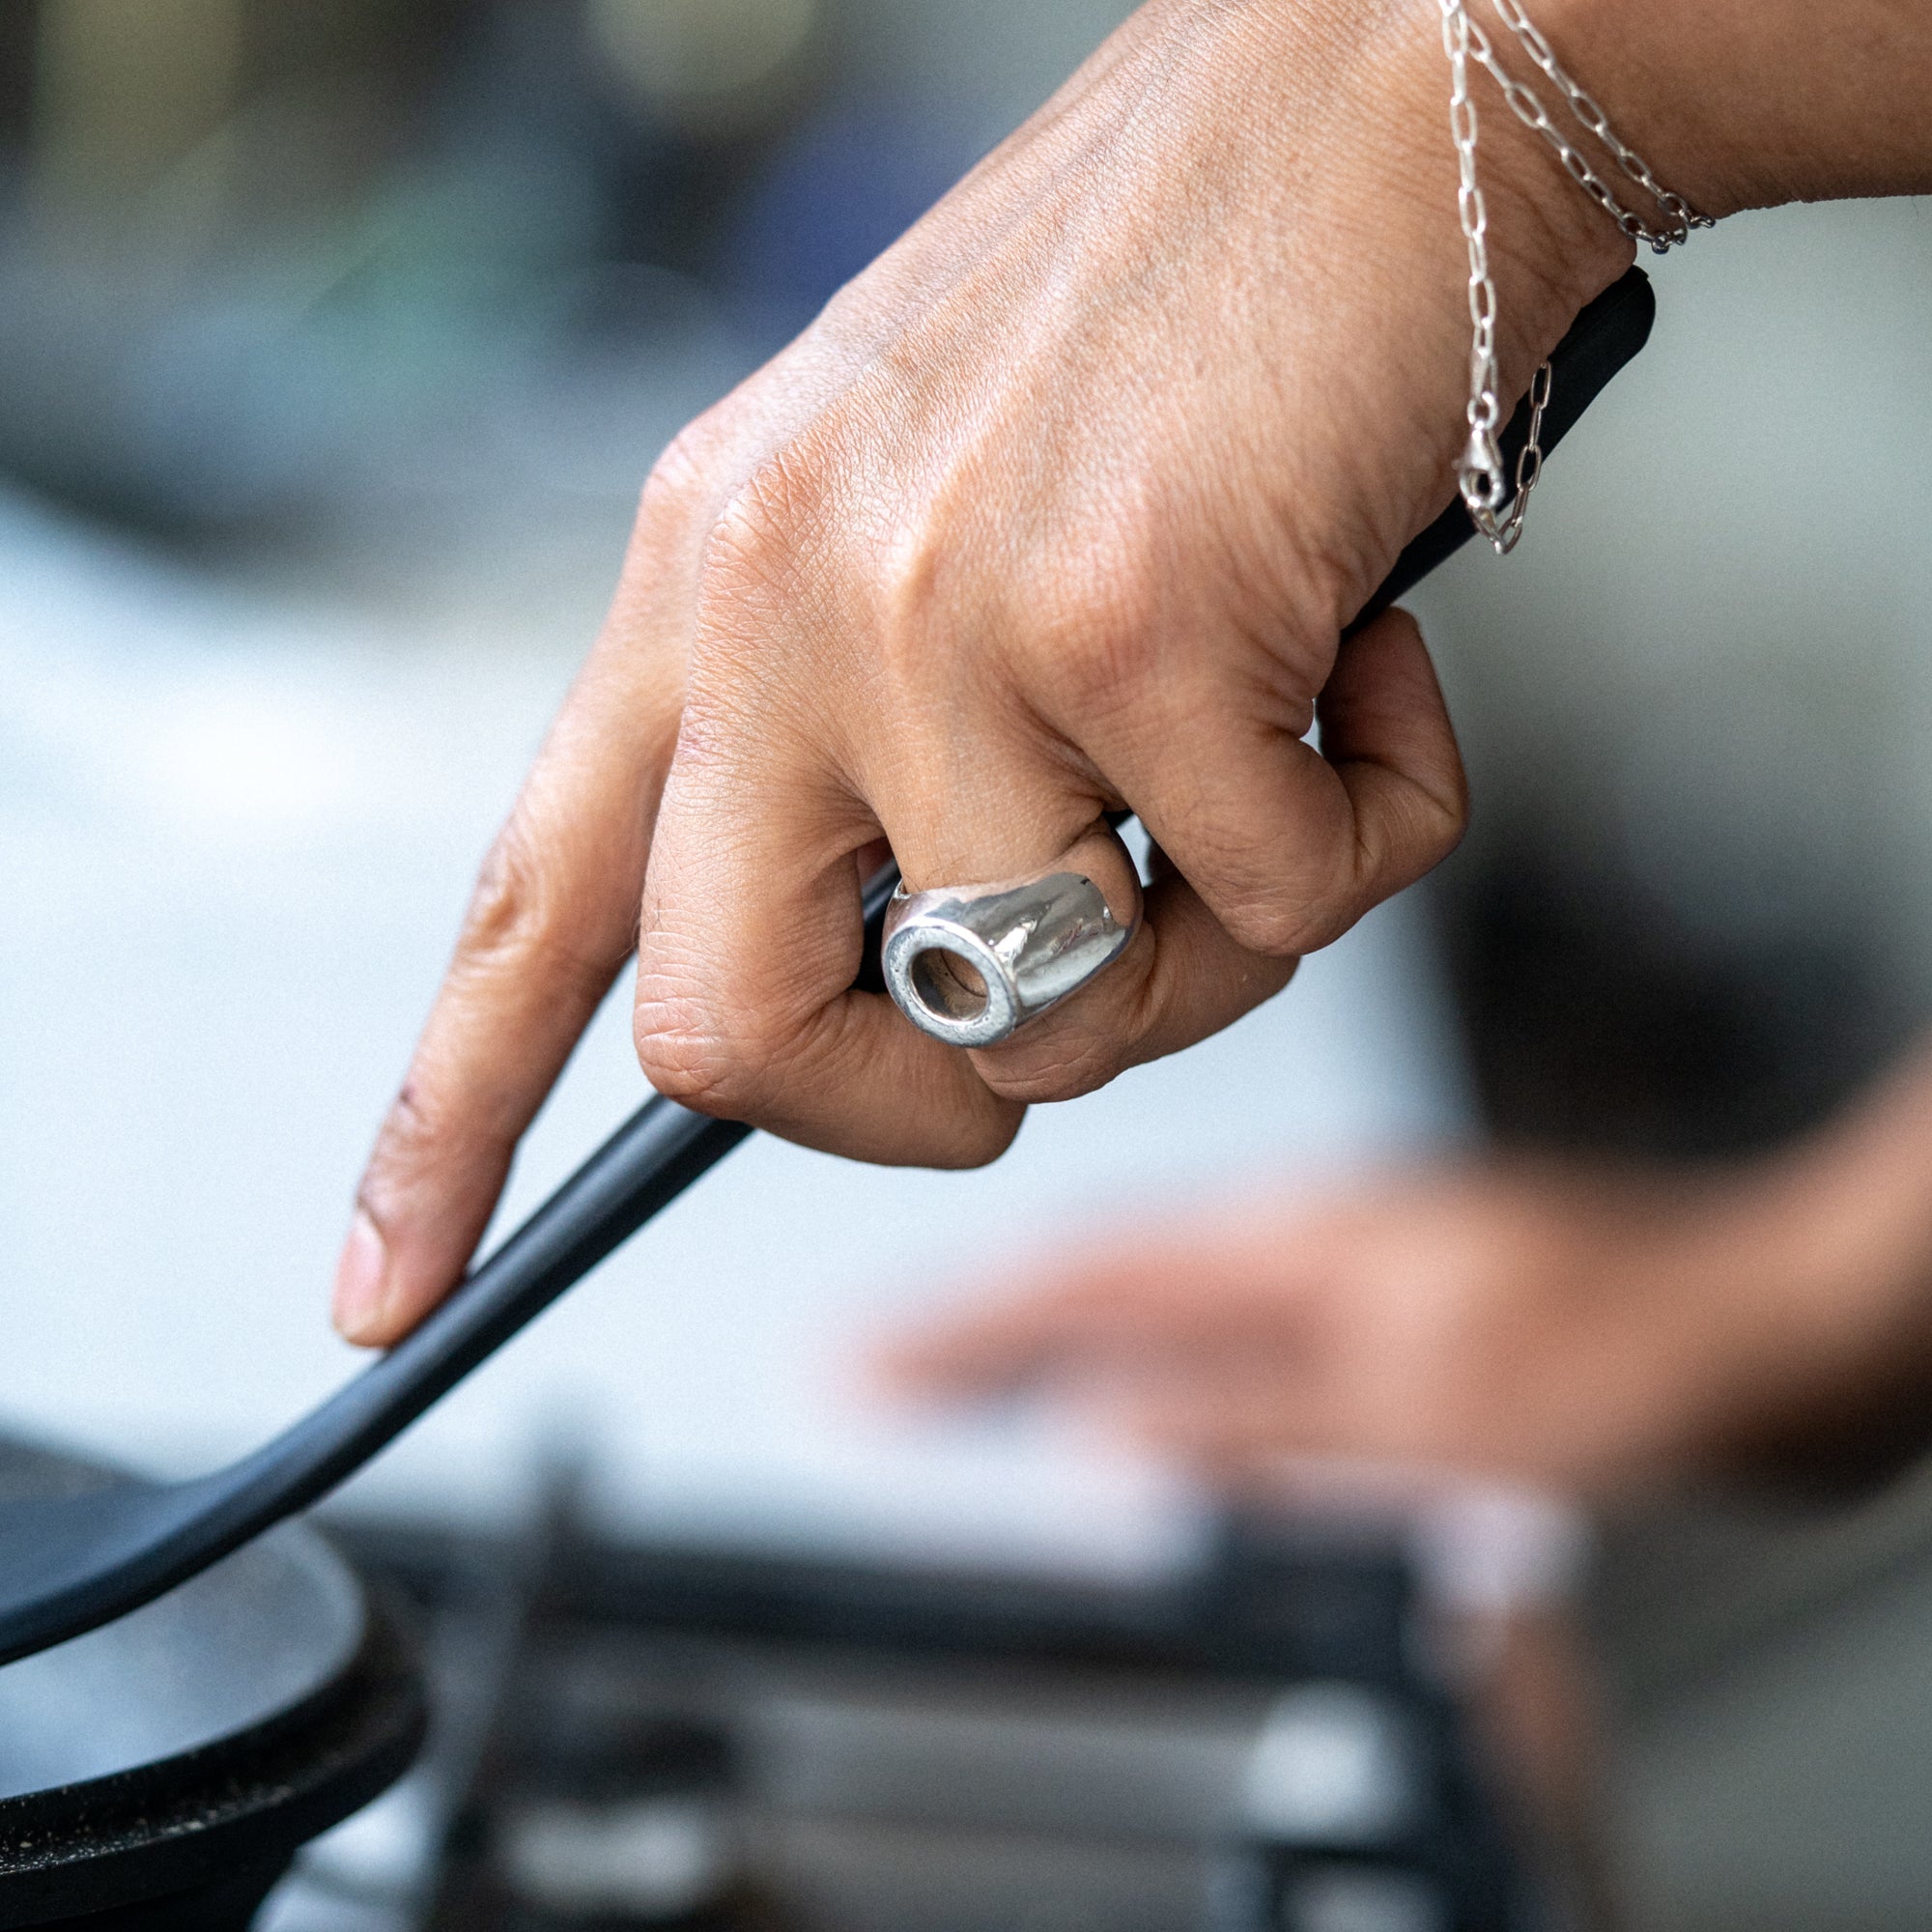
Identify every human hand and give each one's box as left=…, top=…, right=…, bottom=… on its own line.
left=878, top=1155, right=1932, bottom=1499
left=332, top=0, right=1636, bottom=1344
left=332, top=0, right=1932, bottom=1347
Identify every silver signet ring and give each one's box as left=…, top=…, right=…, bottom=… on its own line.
left=881, top=870, right=1137, bottom=1049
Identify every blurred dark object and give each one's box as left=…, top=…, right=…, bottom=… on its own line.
left=1442, top=834, right=1913, bottom=1160
left=0, top=0, right=978, bottom=551
left=262, top=1500, right=1562, bottom=1932
left=1435, top=574, right=1928, bottom=1162
left=1439, top=817, right=1920, bottom=1163
left=0, top=0, right=474, bottom=536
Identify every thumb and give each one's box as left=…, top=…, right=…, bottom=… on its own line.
left=1311, top=605, right=1469, bottom=924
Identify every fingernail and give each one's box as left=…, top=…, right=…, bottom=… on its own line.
left=331, top=1209, right=389, bottom=1341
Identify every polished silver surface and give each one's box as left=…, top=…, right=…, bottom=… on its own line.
left=882, top=871, right=1136, bottom=1049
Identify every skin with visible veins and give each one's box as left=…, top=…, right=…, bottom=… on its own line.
left=333, top=0, right=1932, bottom=1354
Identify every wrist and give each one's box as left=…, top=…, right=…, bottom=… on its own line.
left=1237, top=0, right=1638, bottom=483
left=1351, top=0, right=1637, bottom=354
left=1531, top=0, right=1932, bottom=215
left=1098, top=0, right=1636, bottom=633
left=1682, top=1128, right=1932, bottom=1486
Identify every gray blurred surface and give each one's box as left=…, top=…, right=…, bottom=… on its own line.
left=1412, top=194, right=1932, bottom=1931
left=1591, top=1469, right=1932, bottom=1932
left=1414, top=196, right=1932, bottom=1027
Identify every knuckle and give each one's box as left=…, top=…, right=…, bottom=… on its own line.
left=1334, top=775, right=1469, bottom=915
left=1024, top=542, right=1165, bottom=721
left=456, top=815, right=617, bottom=985
left=1409, top=779, right=1471, bottom=871
left=358, top=1075, right=492, bottom=1215
left=1175, top=803, right=1355, bottom=958
left=1211, top=876, right=1350, bottom=957
left=699, top=437, right=836, bottom=614
left=458, top=823, right=546, bottom=963
left=639, top=407, right=730, bottom=527
left=362, top=1081, right=440, bottom=1189
left=870, top=511, right=948, bottom=678
left=630, top=979, right=788, bottom=1121
left=632, top=1007, right=743, bottom=1118
left=972, top=1016, right=1127, bottom=1106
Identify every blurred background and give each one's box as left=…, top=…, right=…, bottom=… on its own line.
left=2, top=3, right=1930, bottom=1929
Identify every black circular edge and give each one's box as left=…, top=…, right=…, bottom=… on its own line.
left=0, top=1591, right=427, bottom=1927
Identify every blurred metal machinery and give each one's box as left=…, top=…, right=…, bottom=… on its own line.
left=260, top=1501, right=1557, bottom=1932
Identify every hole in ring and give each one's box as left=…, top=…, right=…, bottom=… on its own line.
left=909, top=946, right=989, bottom=1023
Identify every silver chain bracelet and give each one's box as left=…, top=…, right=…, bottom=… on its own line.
left=1436, top=0, right=1712, bottom=554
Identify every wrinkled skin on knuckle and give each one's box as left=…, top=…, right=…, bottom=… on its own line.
left=1209, top=874, right=1352, bottom=959
left=639, top=383, right=846, bottom=636
left=631, top=903, right=855, bottom=1125
left=972, top=1028, right=1124, bottom=1107
left=360, top=1079, right=443, bottom=1195
left=458, top=816, right=619, bottom=993
left=357, top=1074, right=512, bottom=1240
left=639, top=426, right=710, bottom=523
left=691, top=397, right=993, bottom=772
left=867, top=492, right=959, bottom=689
left=459, top=823, right=545, bottom=964
left=637, top=400, right=743, bottom=544
left=769, top=389, right=955, bottom=691
left=630, top=980, right=768, bottom=1121
left=699, top=466, right=806, bottom=616
left=1404, top=773, right=1471, bottom=877
left=1320, top=770, right=1468, bottom=932
left=690, top=434, right=872, bottom=684
left=1017, top=517, right=1169, bottom=727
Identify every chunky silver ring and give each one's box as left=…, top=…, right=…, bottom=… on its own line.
left=881, top=870, right=1137, bottom=1049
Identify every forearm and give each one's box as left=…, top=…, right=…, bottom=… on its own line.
left=1544, top=0, right=1932, bottom=214
left=1772, top=1040, right=1932, bottom=1342
left=1700, top=1039, right=1932, bottom=1483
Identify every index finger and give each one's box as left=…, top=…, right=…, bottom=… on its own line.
left=329, top=524, right=688, bottom=1346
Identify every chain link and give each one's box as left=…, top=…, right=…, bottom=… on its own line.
left=1437, top=0, right=1522, bottom=551
left=1488, top=0, right=1715, bottom=250
left=1436, top=0, right=1710, bottom=554
left=1464, top=13, right=1690, bottom=253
